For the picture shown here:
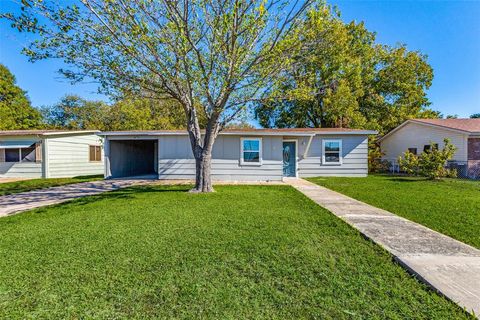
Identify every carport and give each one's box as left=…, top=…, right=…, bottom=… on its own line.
left=108, top=140, right=158, bottom=178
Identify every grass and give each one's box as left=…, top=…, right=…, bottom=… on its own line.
left=0, top=175, right=103, bottom=196
left=0, top=185, right=471, bottom=319
left=308, top=174, right=480, bottom=249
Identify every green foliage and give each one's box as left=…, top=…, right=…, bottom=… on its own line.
left=368, top=138, right=390, bottom=173
left=0, top=185, right=469, bottom=318
left=470, top=113, right=480, bottom=119
left=255, top=5, right=439, bottom=134
left=0, top=63, right=42, bottom=130
left=3, top=0, right=311, bottom=135
left=308, top=175, right=480, bottom=249
left=41, top=95, right=193, bottom=130
left=398, top=150, right=420, bottom=176
left=398, top=138, right=457, bottom=179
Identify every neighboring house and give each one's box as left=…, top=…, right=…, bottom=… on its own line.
left=378, top=119, right=480, bottom=179
left=100, top=128, right=376, bottom=181
left=0, top=130, right=104, bottom=179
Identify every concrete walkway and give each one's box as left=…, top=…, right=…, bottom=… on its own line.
left=0, top=179, right=155, bottom=217
left=285, top=178, right=480, bottom=316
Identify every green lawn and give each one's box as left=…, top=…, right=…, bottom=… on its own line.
left=0, top=175, right=103, bottom=196
left=0, top=185, right=470, bottom=319
left=308, top=175, right=480, bottom=249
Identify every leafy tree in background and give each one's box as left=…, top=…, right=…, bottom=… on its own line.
left=255, top=5, right=439, bottom=134
left=470, top=113, right=480, bottom=119
left=41, top=95, right=192, bottom=131
left=4, top=0, right=312, bottom=192
left=41, top=95, right=110, bottom=130
left=0, top=64, right=42, bottom=130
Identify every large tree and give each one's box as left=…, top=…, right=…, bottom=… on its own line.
left=3, top=0, right=312, bottom=192
left=0, top=64, right=42, bottom=130
left=41, top=95, right=190, bottom=130
left=255, top=6, right=439, bottom=134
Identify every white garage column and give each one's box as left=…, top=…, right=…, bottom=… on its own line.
left=157, top=138, right=161, bottom=178
left=41, top=138, right=49, bottom=178
left=104, top=138, right=111, bottom=179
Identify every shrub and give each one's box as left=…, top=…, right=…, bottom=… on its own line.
left=368, top=139, right=390, bottom=173
left=398, top=150, right=420, bottom=176
left=398, top=138, right=457, bottom=179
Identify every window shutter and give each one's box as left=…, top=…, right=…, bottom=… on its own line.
left=0, top=148, right=5, bottom=162
left=35, top=142, right=42, bottom=162
left=89, top=146, right=95, bottom=161
left=96, top=146, right=101, bottom=161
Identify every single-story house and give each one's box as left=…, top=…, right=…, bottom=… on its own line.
left=0, top=130, right=104, bottom=179
left=378, top=118, right=480, bottom=178
left=100, top=128, right=377, bottom=181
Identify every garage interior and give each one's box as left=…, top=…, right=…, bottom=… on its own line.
left=109, top=140, right=158, bottom=178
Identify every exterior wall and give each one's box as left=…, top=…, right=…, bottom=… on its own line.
left=0, top=136, right=42, bottom=178
left=380, top=122, right=468, bottom=162
left=158, top=135, right=284, bottom=181
left=296, top=135, right=369, bottom=177
left=0, top=162, right=42, bottom=178
left=46, top=134, right=104, bottom=178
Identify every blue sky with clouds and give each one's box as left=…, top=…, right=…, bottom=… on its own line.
left=1, top=0, right=479, bottom=117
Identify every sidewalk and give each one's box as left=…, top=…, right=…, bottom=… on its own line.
left=284, top=178, right=480, bottom=316
left=0, top=179, right=155, bottom=217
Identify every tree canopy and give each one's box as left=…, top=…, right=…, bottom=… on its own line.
left=3, top=0, right=313, bottom=191
left=41, top=95, right=191, bottom=131
left=0, top=63, right=42, bottom=130
left=254, top=6, right=440, bottom=134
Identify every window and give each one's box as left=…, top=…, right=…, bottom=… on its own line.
left=408, top=148, right=417, bottom=155
left=5, top=149, right=20, bottom=162
left=2, top=144, right=36, bottom=163
left=322, top=140, right=342, bottom=165
left=240, top=138, right=262, bottom=165
left=89, top=145, right=102, bottom=162
left=423, top=144, right=439, bottom=153
left=21, top=147, right=35, bottom=162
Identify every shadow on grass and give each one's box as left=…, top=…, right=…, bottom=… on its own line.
left=27, top=185, right=192, bottom=216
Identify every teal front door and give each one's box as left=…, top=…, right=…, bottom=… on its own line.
left=283, top=141, right=296, bottom=177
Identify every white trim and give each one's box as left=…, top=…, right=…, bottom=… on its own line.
left=240, top=137, right=262, bottom=166
left=378, top=120, right=478, bottom=143
left=99, top=130, right=377, bottom=137
left=283, top=139, right=298, bottom=177
left=322, top=139, right=343, bottom=165
left=42, top=138, right=49, bottom=178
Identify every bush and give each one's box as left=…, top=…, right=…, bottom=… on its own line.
left=368, top=139, right=390, bottom=173
left=398, top=138, right=457, bottom=179
left=398, top=150, right=420, bottom=175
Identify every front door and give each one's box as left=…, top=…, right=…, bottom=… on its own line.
left=283, top=141, right=296, bottom=177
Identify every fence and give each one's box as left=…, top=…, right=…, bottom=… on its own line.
left=382, top=159, right=480, bottom=180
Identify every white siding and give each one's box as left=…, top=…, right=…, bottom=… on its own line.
left=0, top=162, right=42, bottom=178
left=158, top=135, right=284, bottom=181
left=0, top=136, right=42, bottom=178
left=46, top=134, right=104, bottom=178
left=297, top=135, right=368, bottom=177
left=380, top=122, right=468, bottom=162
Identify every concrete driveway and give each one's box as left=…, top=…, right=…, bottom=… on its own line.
left=0, top=178, right=156, bottom=217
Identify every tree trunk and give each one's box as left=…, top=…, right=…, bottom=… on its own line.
left=186, top=111, right=219, bottom=193
left=192, top=151, right=213, bottom=192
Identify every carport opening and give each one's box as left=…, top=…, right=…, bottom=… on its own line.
left=110, top=140, right=157, bottom=178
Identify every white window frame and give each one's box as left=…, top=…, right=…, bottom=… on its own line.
left=240, top=137, right=262, bottom=166
left=322, top=139, right=342, bottom=165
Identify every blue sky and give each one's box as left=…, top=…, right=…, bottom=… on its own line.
left=0, top=0, right=479, bottom=117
